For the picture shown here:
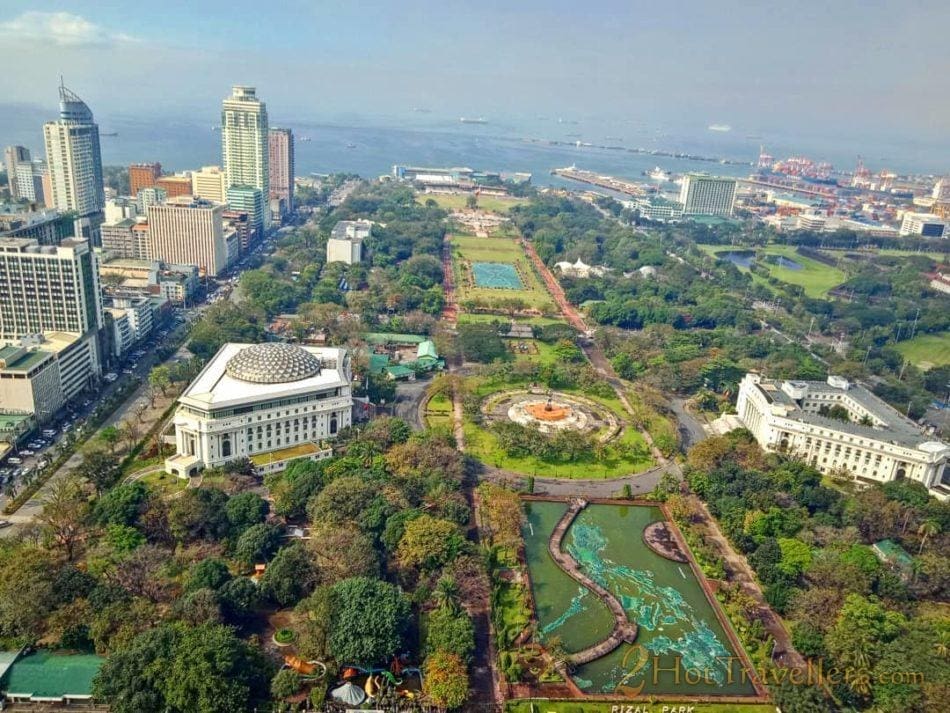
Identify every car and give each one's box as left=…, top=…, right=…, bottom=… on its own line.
left=7, top=457, right=21, bottom=465
left=42, top=429, right=57, bottom=437
left=122, top=369, right=133, bottom=375
left=0, top=521, right=11, bottom=529
left=20, top=450, right=34, bottom=456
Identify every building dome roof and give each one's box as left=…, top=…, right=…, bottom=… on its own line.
left=225, top=343, right=321, bottom=384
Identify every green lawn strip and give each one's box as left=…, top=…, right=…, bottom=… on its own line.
left=417, top=193, right=527, bottom=214
left=137, top=469, right=187, bottom=496
left=894, top=332, right=950, bottom=369
left=506, top=701, right=775, bottom=713
left=424, top=392, right=453, bottom=429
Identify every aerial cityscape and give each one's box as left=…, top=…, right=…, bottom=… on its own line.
left=0, top=3, right=948, bottom=712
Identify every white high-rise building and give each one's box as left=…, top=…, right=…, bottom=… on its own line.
left=221, top=86, right=270, bottom=229
left=0, top=237, right=103, bottom=341
left=679, top=174, right=737, bottom=216
left=4, top=146, right=30, bottom=200
left=43, top=82, right=105, bottom=238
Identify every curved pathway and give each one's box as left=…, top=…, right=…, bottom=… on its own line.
left=547, top=498, right=637, bottom=665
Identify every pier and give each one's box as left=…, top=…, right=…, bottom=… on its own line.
left=547, top=499, right=638, bottom=665
left=552, top=167, right=645, bottom=197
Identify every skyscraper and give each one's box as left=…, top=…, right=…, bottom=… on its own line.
left=4, top=146, right=30, bottom=200
left=268, top=127, right=294, bottom=215
left=679, top=174, right=738, bottom=217
left=129, top=162, right=162, bottom=196
left=192, top=166, right=228, bottom=203
left=0, top=237, right=103, bottom=340
left=43, top=82, right=105, bottom=238
left=221, top=86, right=269, bottom=228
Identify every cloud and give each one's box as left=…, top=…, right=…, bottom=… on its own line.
left=0, top=11, right=137, bottom=47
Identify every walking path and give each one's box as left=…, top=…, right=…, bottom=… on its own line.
left=441, top=234, right=459, bottom=325
left=547, top=498, right=637, bottom=665
left=690, top=496, right=806, bottom=670
left=522, top=238, right=588, bottom=334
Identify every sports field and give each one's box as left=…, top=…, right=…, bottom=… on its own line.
left=472, top=261, right=524, bottom=289
left=450, top=234, right=555, bottom=312
left=895, top=332, right=950, bottom=370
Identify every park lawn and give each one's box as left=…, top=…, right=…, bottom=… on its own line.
left=451, top=234, right=555, bottom=312
left=424, top=392, right=453, bottom=429
left=457, top=313, right=567, bottom=327
left=699, top=244, right=845, bottom=298
left=136, top=470, right=187, bottom=496
left=506, top=701, right=775, bottom=713
left=895, top=332, right=950, bottom=370
left=418, top=192, right=527, bottom=214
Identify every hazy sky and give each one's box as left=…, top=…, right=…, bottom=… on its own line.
left=1, top=1, right=949, bottom=143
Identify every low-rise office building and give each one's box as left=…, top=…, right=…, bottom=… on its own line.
left=737, top=373, right=949, bottom=498
left=165, top=342, right=352, bottom=477
left=0, top=344, right=64, bottom=423
left=326, top=220, right=370, bottom=264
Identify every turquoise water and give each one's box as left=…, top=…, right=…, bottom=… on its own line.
left=472, top=262, right=524, bottom=289
left=523, top=501, right=756, bottom=697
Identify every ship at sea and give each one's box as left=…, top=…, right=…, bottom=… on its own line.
left=648, top=166, right=671, bottom=182
left=459, top=117, right=488, bottom=124
left=708, top=124, right=732, bottom=132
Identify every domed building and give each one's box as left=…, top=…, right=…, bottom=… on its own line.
left=165, top=342, right=352, bottom=477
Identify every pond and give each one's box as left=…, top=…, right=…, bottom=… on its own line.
left=523, top=501, right=756, bottom=697
left=764, top=254, right=803, bottom=271
left=714, top=250, right=755, bottom=269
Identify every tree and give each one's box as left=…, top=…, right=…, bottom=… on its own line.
left=308, top=521, right=379, bottom=584
left=397, top=515, right=464, bottom=573
left=100, top=425, right=121, bottom=454
left=224, top=492, right=268, bottom=534
left=92, top=622, right=179, bottom=712
left=0, top=546, right=58, bottom=640
left=423, top=650, right=469, bottom=709
left=176, top=588, right=222, bottom=626
left=260, top=545, right=317, bottom=607
left=168, top=488, right=230, bottom=543
left=40, top=475, right=89, bottom=561
left=76, top=450, right=122, bottom=494
left=234, top=523, right=284, bottom=566
left=148, top=365, right=172, bottom=397
left=186, top=558, right=232, bottom=592
left=777, top=538, right=813, bottom=577
left=119, top=419, right=138, bottom=452
left=476, top=483, right=523, bottom=548
left=327, top=577, right=410, bottom=664
left=93, top=482, right=149, bottom=526
left=917, top=519, right=940, bottom=554
left=457, top=323, right=508, bottom=363
left=306, top=475, right=375, bottom=525
left=271, top=668, right=301, bottom=700
left=218, top=578, right=260, bottom=624
left=426, top=605, right=475, bottom=662
left=162, top=623, right=273, bottom=712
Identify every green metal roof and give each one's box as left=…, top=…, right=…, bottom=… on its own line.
left=363, top=332, right=428, bottom=345
left=872, top=539, right=914, bottom=569
left=369, top=353, right=390, bottom=375
left=417, top=340, right=438, bottom=359
left=0, top=651, right=105, bottom=700
left=385, top=365, right=415, bottom=378
left=0, top=412, right=33, bottom=428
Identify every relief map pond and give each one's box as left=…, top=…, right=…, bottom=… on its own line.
left=523, top=501, right=757, bottom=697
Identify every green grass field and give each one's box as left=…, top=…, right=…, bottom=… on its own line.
left=417, top=192, right=527, bottom=214
left=457, top=313, right=567, bottom=327
left=895, top=332, right=950, bottom=370
left=462, top=377, right=653, bottom=479
left=450, top=234, right=555, bottom=311
left=424, top=392, right=453, bottom=429
left=700, top=244, right=846, bottom=298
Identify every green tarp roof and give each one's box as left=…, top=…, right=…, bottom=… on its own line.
left=0, top=651, right=105, bottom=700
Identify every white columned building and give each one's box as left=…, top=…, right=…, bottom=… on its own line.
left=165, top=343, right=352, bottom=477
left=736, top=373, right=949, bottom=499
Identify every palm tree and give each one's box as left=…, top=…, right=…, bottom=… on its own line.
left=918, top=519, right=940, bottom=554
left=432, top=575, right=460, bottom=613
left=934, top=630, right=950, bottom=660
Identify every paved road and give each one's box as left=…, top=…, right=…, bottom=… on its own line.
left=394, top=379, right=428, bottom=431
left=669, top=397, right=708, bottom=452
left=477, top=461, right=676, bottom=497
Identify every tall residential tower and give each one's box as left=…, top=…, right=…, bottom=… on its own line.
left=43, top=82, right=105, bottom=239
left=221, top=86, right=269, bottom=229
left=268, top=127, right=294, bottom=216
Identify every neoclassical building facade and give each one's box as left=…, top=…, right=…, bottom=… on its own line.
left=165, top=342, right=352, bottom=477
left=737, top=373, right=949, bottom=499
